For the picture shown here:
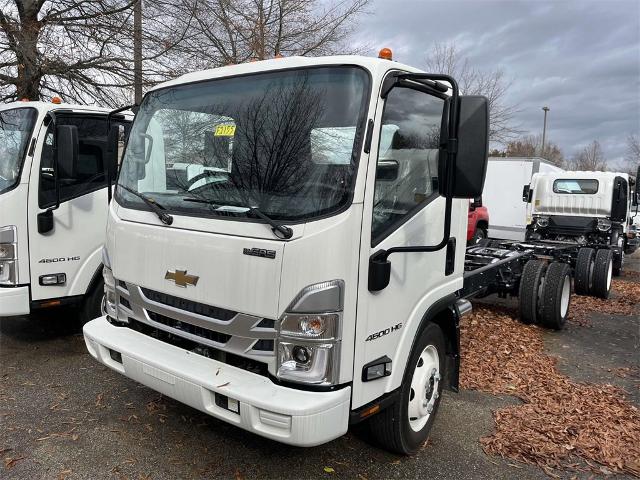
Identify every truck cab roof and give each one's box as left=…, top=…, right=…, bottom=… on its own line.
left=534, top=170, right=630, bottom=181
left=0, top=101, right=133, bottom=120
left=150, top=55, right=425, bottom=92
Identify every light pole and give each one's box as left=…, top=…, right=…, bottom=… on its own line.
left=541, top=106, right=550, bottom=158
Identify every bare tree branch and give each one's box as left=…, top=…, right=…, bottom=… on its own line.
left=425, top=41, right=522, bottom=144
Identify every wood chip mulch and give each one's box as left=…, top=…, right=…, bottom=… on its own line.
left=569, top=280, right=640, bottom=326
left=460, top=305, right=640, bottom=477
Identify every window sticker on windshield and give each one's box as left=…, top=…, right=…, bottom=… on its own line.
left=214, top=124, right=236, bottom=137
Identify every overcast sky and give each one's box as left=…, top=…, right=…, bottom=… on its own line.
left=353, top=0, right=640, bottom=167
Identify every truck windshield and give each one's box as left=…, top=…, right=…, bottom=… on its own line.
left=0, top=108, right=38, bottom=195
left=116, top=66, right=370, bottom=222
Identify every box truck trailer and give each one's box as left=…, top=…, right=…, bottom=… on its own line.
left=83, top=52, right=580, bottom=453
left=0, top=101, right=131, bottom=321
left=483, top=157, right=563, bottom=240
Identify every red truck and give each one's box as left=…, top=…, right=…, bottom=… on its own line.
left=467, top=197, right=490, bottom=244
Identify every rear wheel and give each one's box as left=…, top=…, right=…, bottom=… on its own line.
left=574, top=247, right=595, bottom=295
left=80, top=278, right=105, bottom=325
left=592, top=249, right=614, bottom=299
left=367, top=323, right=445, bottom=454
left=518, top=259, right=547, bottom=325
left=540, top=262, right=571, bottom=330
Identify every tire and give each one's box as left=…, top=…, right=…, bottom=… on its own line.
left=518, top=260, right=547, bottom=325
left=592, top=249, right=614, bottom=299
left=367, top=323, right=445, bottom=455
left=470, top=228, right=486, bottom=245
left=574, top=247, right=595, bottom=295
left=80, top=277, right=105, bottom=325
left=540, top=262, right=572, bottom=330
left=613, top=252, right=623, bottom=277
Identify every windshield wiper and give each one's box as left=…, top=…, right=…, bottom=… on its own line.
left=181, top=198, right=292, bottom=239
left=118, top=184, right=174, bottom=225
left=248, top=207, right=293, bottom=239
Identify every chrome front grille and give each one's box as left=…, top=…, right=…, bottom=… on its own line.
left=115, top=281, right=277, bottom=371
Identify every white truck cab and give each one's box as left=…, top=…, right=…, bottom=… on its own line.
left=83, top=53, right=490, bottom=452
left=0, top=101, right=131, bottom=320
left=526, top=170, right=638, bottom=278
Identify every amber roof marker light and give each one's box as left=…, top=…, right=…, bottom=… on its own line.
left=378, top=48, right=393, bottom=60
left=51, top=96, right=62, bottom=104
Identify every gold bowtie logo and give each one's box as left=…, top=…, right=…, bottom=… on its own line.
left=165, top=270, right=199, bottom=287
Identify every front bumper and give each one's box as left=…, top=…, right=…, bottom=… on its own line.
left=0, top=285, right=30, bottom=316
left=83, top=316, right=351, bottom=446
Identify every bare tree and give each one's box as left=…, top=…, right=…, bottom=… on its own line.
left=625, top=134, right=640, bottom=172
left=505, top=134, right=565, bottom=167
left=0, top=0, right=194, bottom=105
left=174, top=0, right=370, bottom=68
left=425, top=41, right=521, bottom=144
left=568, top=140, right=607, bottom=171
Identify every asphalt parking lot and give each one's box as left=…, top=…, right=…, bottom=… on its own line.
left=1, top=254, right=638, bottom=480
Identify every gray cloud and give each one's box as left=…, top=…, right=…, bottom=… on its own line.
left=353, top=0, right=640, bottom=166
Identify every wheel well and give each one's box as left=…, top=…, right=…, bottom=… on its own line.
left=429, top=306, right=460, bottom=391
left=85, top=264, right=104, bottom=297
left=476, top=220, right=489, bottom=232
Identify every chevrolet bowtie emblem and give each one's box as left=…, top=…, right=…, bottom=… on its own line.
left=165, top=269, right=199, bottom=287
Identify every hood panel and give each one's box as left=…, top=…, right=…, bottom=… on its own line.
left=111, top=219, right=284, bottom=319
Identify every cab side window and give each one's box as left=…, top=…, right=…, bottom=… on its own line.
left=371, top=87, right=444, bottom=244
left=39, top=116, right=127, bottom=208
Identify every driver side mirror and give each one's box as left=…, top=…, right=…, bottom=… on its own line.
left=634, top=165, right=640, bottom=207
left=376, top=159, right=399, bottom=182
left=471, top=196, right=482, bottom=209
left=106, top=125, right=120, bottom=177
left=37, top=125, right=79, bottom=235
left=128, top=133, right=153, bottom=181
left=439, top=95, right=489, bottom=199
left=56, top=125, right=79, bottom=181
left=522, top=184, right=532, bottom=202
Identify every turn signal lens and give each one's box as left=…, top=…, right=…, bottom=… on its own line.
left=51, top=96, right=62, bottom=104
left=378, top=48, right=393, bottom=60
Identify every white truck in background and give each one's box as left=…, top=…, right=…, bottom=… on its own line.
left=0, top=101, right=131, bottom=321
left=526, top=169, right=639, bottom=296
left=483, top=157, right=563, bottom=240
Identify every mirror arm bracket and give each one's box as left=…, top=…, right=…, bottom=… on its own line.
left=106, top=103, right=137, bottom=203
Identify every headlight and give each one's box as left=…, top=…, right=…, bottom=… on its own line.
left=276, top=280, right=344, bottom=386
left=535, top=216, right=549, bottom=228
left=0, top=226, right=18, bottom=285
left=597, top=219, right=612, bottom=232
left=280, top=313, right=339, bottom=340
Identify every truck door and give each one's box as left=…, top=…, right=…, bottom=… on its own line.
left=27, top=114, right=127, bottom=302
left=352, top=84, right=465, bottom=409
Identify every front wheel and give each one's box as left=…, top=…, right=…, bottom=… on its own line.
left=367, top=323, right=445, bottom=454
left=80, top=278, right=105, bottom=325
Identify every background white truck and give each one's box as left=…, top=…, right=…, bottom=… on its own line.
left=526, top=169, right=638, bottom=296
left=483, top=156, right=563, bottom=240
left=0, top=101, right=131, bottom=321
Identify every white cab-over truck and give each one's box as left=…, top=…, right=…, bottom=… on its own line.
left=82, top=52, right=493, bottom=452
left=525, top=169, right=639, bottom=297
left=0, top=101, right=131, bottom=320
